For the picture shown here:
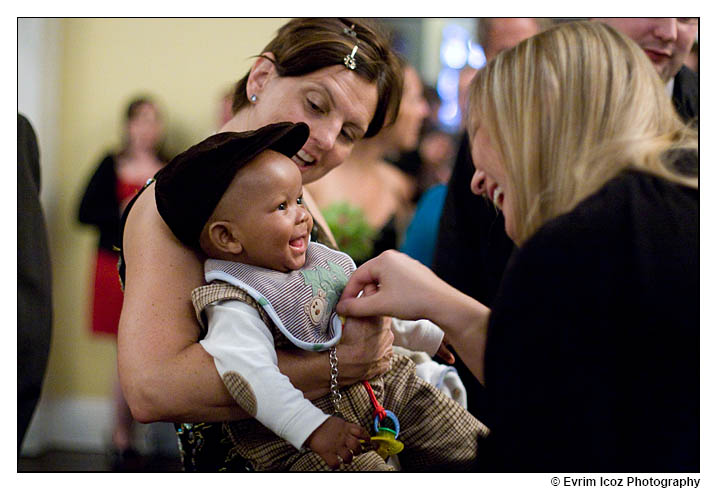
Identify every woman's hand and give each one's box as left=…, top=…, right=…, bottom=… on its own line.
left=336, top=315, right=394, bottom=384
left=337, top=250, right=450, bottom=322
left=337, top=250, right=492, bottom=384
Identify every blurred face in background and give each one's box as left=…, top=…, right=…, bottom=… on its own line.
left=127, top=102, right=164, bottom=152
left=385, top=66, right=430, bottom=152
left=595, top=18, right=698, bottom=81
left=483, top=18, right=541, bottom=61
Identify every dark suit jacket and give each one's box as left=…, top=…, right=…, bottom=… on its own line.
left=672, top=65, right=699, bottom=125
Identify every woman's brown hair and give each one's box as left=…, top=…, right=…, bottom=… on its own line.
left=232, top=18, right=404, bottom=138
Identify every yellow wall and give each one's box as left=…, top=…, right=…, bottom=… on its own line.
left=44, top=18, right=289, bottom=399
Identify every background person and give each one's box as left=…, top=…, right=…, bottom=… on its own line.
left=77, top=96, right=166, bottom=469
left=18, top=114, right=53, bottom=452
left=594, top=17, right=698, bottom=125
left=117, top=18, right=404, bottom=471
left=337, top=21, right=698, bottom=472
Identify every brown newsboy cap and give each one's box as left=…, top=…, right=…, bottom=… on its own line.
left=155, top=121, right=310, bottom=248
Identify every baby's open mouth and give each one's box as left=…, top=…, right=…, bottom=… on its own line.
left=289, top=236, right=307, bottom=250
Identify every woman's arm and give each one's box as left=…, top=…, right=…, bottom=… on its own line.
left=337, top=250, right=490, bottom=383
left=118, top=183, right=392, bottom=422
left=118, top=182, right=237, bottom=422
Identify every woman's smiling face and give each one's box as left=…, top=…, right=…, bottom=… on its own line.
left=248, top=61, right=379, bottom=185
left=470, top=125, right=515, bottom=241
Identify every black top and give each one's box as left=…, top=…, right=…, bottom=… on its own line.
left=482, top=169, right=699, bottom=472
left=78, top=154, right=122, bottom=251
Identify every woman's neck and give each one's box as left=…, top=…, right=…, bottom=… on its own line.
left=345, top=138, right=387, bottom=170
left=221, top=111, right=253, bottom=133
left=122, top=146, right=156, bottom=159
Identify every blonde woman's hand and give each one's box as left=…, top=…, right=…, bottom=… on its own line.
left=337, top=250, right=446, bottom=322
left=337, top=250, right=491, bottom=384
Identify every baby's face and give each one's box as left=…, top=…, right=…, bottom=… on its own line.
left=221, top=150, right=314, bottom=272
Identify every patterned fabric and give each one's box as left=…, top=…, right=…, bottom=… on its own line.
left=191, top=282, right=274, bottom=339
left=176, top=422, right=254, bottom=472
left=190, top=265, right=490, bottom=471
left=213, top=353, right=488, bottom=471
left=222, top=372, right=258, bottom=417
left=203, top=242, right=356, bottom=351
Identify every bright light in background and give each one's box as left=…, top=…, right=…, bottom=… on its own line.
left=437, top=22, right=475, bottom=131
left=436, top=68, right=459, bottom=100
left=438, top=99, right=461, bottom=128
left=467, top=41, right=486, bottom=69
left=441, top=37, right=468, bottom=69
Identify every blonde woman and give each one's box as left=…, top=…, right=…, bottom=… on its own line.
left=336, top=21, right=698, bottom=471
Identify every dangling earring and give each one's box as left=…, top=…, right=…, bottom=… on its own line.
left=250, top=94, right=257, bottom=103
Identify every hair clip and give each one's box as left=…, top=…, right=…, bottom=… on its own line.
left=343, top=24, right=357, bottom=37
left=343, top=45, right=358, bottom=70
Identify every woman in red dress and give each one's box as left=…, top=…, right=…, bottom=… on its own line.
left=78, top=97, right=166, bottom=468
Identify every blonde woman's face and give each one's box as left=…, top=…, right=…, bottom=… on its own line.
left=470, top=125, right=515, bottom=241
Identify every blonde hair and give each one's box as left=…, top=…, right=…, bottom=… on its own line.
left=467, top=20, right=698, bottom=245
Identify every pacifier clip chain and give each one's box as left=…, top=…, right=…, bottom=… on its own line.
left=329, top=346, right=342, bottom=416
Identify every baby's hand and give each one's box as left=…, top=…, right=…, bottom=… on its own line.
left=436, top=340, right=455, bottom=365
left=305, top=416, right=370, bottom=469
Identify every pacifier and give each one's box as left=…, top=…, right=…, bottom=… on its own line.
left=369, top=410, right=404, bottom=459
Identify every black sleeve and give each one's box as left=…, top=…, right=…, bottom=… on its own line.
left=17, top=114, right=53, bottom=450
left=78, top=154, right=121, bottom=250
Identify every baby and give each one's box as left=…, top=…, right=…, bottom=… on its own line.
left=153, top=122, right=487, bottom=471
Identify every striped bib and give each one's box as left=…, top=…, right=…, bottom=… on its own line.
left=204, top=242, right=357, bottom=351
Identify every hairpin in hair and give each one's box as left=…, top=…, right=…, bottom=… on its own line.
left=343, top=24, right=357, bottom=37
left=343, top=45, right=358, bottom=70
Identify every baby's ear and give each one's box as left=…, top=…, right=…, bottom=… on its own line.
left=207, top=221, right=244, bottom=255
